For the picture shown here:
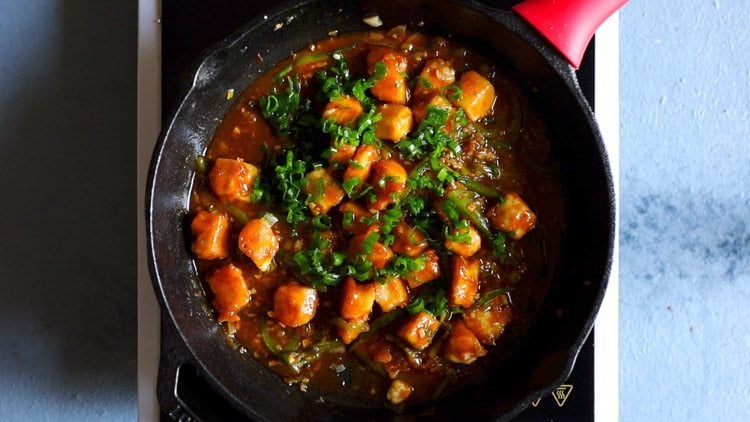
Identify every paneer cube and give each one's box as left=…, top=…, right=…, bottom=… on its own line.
left=190, top=210, right=231, bottom=260
left=391, top=222, right=428, bottom=258
left=303, top=168, right=345, bottom=215
left=369, top=159, right=407, bottom=211
left=340, top=277, right=377, bottom=322
left=335, top=318, right=370, bottom=344
left=367, top=47, right=408, bottom=76
left=237, top=216, right=279, bottom=272
left=463, top=295, right=513, bottom=345
left=375, top=276, right=409, bottom=312
left=397, top=311, right=440, bottom=350
left=322, top=95, right=363, bottom=126
left=206, top=264, right=249, bottom=322
left=410, top=94, right=453, bottom=123
left=354, top=336, right=404, bottom=379
left=342, top=144, right=380, bottom=191
left=272, top=282, right=319, bottom=327
left=339, top=201, right=375, bottom=234
left=374, top=104, right=413, bottom=142
left=414, top=58, right=456, bottom=98
left=445, top=224, right=482, bottom=257
left=387, top=379, right=413, bottom=405
left=404, top=249, right=441, bottom=288
left=443, top=319, right=487, bottom=364
left=367, top=47, right=409, bottom=104
left=348, top=230, right=394, bottom=270
left=449, top=70, right=496, bottom=121
left=327, top=143, right=357, bottom=166
left=449, top=256, right=479, bottom=308
left=209, top=158, right=259, bottom=202
left=487, top=192, right=537, bottom=239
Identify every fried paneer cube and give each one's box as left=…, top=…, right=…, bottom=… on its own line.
left=206, top=264, right=249, bottom=322
left=209, top=158, right=259, bottom=202
left=238, top=216, right=279, bottom=272
left=449, top=256, right=480, bottom=308
left=322, top=95, right=364, bottom=126
left=414, top=58, right=455, bottom=98
left=404, top=249, right=441, bottom=288
left=444, top=224, right=482, bottom=257
left=340, top=277, right=377, bottom=322
left=463, top=295, right=513, bottom=345
left=190, top=210, right=231, bottom=260
left=272, top=281, right=319, bottom=328
left=374, top=276, right=409, bottom=313
left=449, top=70, right=496, bottom=121
left=369, top=159, right=407, bottom=211
left=367, top=47, right=409, bottom=104
left=397, top=311, right=440, bottom=350
left=443, top=319, right=487, bottom=364
left=487, top=192, right=537, bottom=239
left=374, top=104, right=413, bottom=142
left=391, top=222, right=428, bottom=258
left=304, top=168, right=345, bottom=216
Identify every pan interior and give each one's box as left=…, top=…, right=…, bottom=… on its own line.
left=148, top=0, right=613, bottom=419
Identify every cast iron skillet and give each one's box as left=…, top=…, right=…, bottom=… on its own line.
left=148, top=0, right=618, bottom=419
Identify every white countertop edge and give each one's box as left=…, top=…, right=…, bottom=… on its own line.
left=137, top=0, right=161, bottom=420
left=594, top=10, right=621, bottom=422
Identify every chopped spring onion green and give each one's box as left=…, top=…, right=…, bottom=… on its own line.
left=261, top=321, right=301, bottom=355
left=282, top=340, right=345, bottom=373
left=457, top=175, right=502, bottom=199
left=263, top=322, right=345, bottom=373
left=261, top=212, right=279, bottom=225
left=222, top=204, right=249, bottom=226
left=474, top=287, right=511, bottom=309
left=294, top=51, right=329, bottom=68
left=195, top=155, right=207, bottom=176
left=350, top=309, right=405, bottom=348
left=445, top=189, right=493, bottom=239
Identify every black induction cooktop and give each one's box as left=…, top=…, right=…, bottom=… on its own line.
left=158, top=1, right=596, bottom=420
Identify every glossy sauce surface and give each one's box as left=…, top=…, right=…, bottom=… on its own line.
left=189, top=27, right=564, bottom=408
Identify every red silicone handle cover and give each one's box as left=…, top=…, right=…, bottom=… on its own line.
left=512, top=0, right=627, bottom=68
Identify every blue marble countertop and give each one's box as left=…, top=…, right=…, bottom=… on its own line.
left=0, top=0, right=747, bottom=420
left=620, top=1, right=750, bottom=420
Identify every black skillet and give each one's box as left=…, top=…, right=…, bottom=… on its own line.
left=148, top=0, right=621, bottom=419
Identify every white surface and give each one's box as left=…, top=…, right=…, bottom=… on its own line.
left=594, top=11, right=620, bottom=422
left=137, top=0, right=161, bottom=420
left=135, top=8, right=621, bottom=421
left=619, top=2, right=750, bottom=420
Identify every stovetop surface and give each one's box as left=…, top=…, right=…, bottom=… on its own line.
left=157, top=1, right=597, bottom=420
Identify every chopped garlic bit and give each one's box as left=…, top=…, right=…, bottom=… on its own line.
left=274, top=22, right=284, bottom=31
left=363, top=15, right=383, bottom=28
left=387, top=379, right=413, bottom=404
left=226, top=88, right=234, bottom=100
left=328, top=30, right=339, bottom=36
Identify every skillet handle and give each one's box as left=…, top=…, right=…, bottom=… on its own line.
left=157, top=316, right=248, bottom=421
left=512, top=0, right=627, bottom=69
